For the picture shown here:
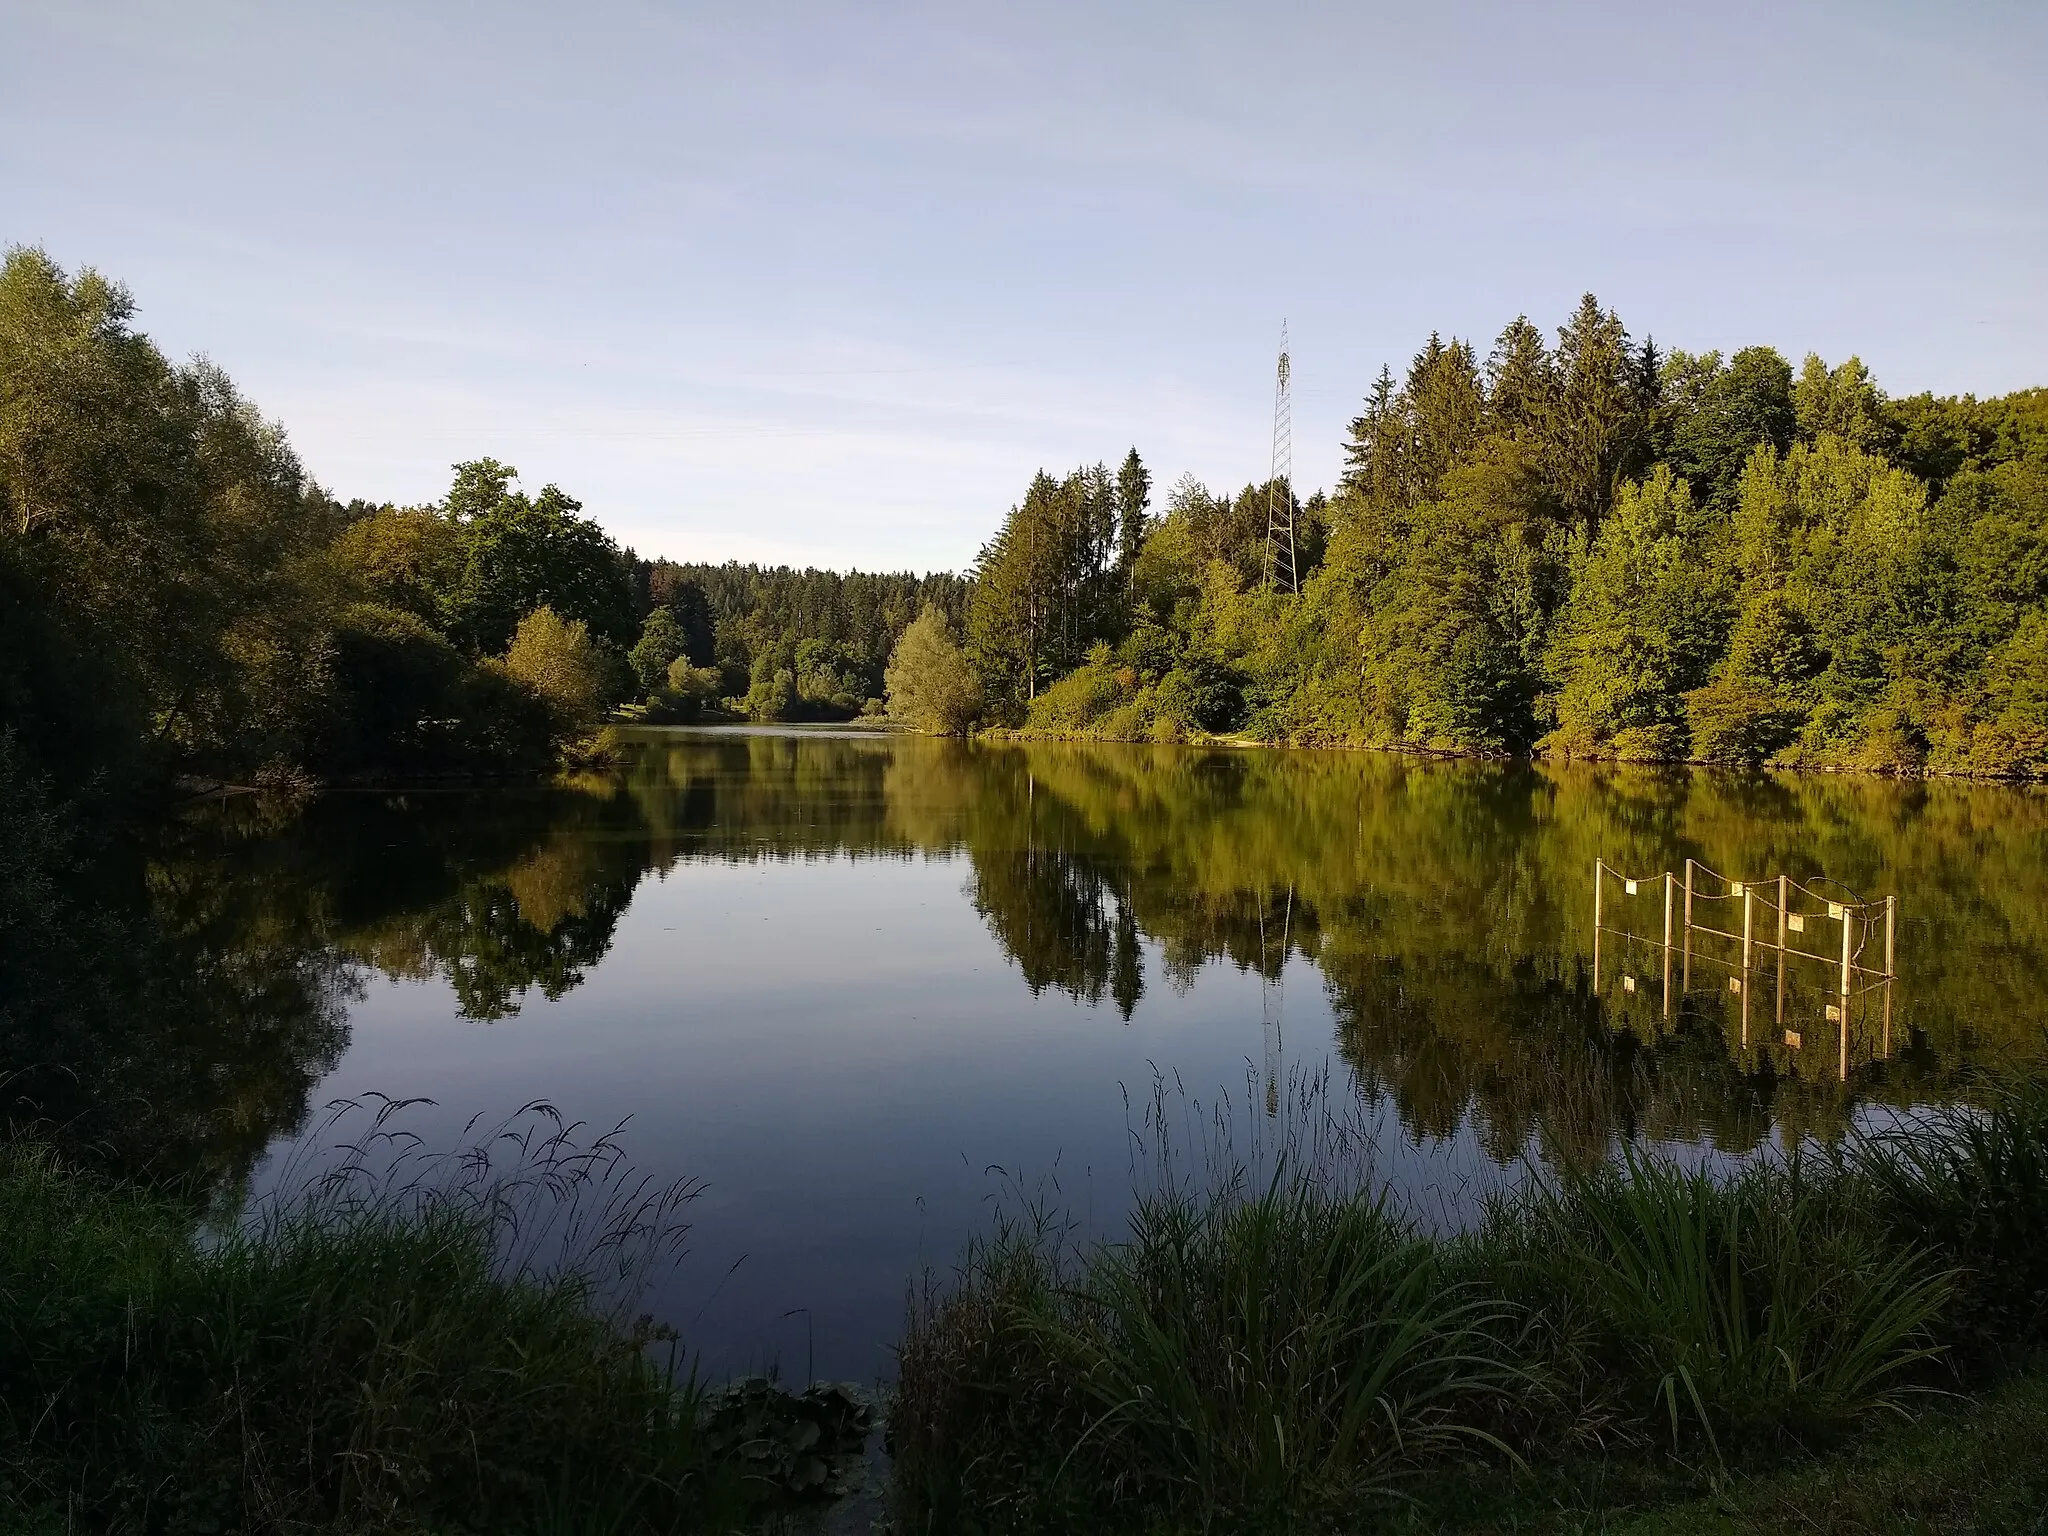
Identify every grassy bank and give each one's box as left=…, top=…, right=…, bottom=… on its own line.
left=891, top=1079, right=2048, bottom=1533
left=0, top=1139, right=773, bottom=1535
left=6, top=1083, right=2042, bottom=1535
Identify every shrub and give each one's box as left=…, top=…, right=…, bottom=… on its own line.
left=1685, top=678, right=1805, bottom=765
left=503, top=606, right=617, bottom=732
left=885, top=605, right=981, bottom=735
left=320, top=603, right=554, bottom=776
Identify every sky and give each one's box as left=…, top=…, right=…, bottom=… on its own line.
left=5, top=1, right=2045, bottom=571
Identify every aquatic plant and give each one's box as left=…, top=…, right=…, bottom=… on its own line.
left=0, top=1101, right=754, bottom=1534
left=890, top=1070, right=2022, bottom=1532
left=1856, top=1073, right=2048, bottom=1348
left=1508, top=1146, right=1952, bottom=1457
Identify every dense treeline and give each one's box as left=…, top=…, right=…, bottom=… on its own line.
left=0, top=246, right=973, bottom=808
left=637, top=558, right=968, bottom=721
left=932, top=295, right=2048, bottom=777
left=0, top=248, right=667, bottom=803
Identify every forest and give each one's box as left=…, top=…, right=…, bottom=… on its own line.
left=915, top=295, right=2048, bottom=778
left=0, top=248, right=962, bottom=821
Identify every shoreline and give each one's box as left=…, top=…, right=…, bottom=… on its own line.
left=979, top=726, right=2048, bottom=784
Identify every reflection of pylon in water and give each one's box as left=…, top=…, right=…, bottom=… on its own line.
left=1259, top=885, right=1293, bottom=1118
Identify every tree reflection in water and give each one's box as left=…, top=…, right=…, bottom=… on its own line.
left=6, top=729, right=2044, bottom=1196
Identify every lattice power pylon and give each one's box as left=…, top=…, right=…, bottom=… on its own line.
left=1258, top=884, right=1293, bottom=1118
left=1263, top=321, right=1297, bottom=595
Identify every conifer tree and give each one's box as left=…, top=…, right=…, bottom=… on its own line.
left=1549, top=294, right=1643, bottom=531
left=1341, top=366, right=1403, bottom=499
left=1403, top=336, right=1483, bottom=504
left=1116, top=448, right=1152, bottom=578
left=1483, top=318, right=1555, bottom=443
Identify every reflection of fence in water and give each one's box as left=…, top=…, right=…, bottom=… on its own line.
left=1592, top=858, right=1898, bottom=1081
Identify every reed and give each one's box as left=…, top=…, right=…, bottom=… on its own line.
left=890, top=1071, right=2048, bottom=1533
left=1854, top=1073, right=2048, bottom=1349
left=892, top=1183, right=1524, bottom=1533
left=1501, top=1146, right=1952, bottom=1458
left=0, top=1101, right=755, bottom=1535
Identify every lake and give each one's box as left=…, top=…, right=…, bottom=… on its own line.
left=29, top=727, right=2048, bottom=1381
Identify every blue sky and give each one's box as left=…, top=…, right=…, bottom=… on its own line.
left=5, top=1, right=2044, bottom=570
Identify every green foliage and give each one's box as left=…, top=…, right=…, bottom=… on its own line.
left=744, top=665, right=797, bottom=722
left=642, top=558, right=966, bottom=712
left=443, top=462, right=638, bottom=655
left=327, top=503, right=468, bottom=629
left=503, top=607, right=620, bottom=734
left=0, top=246, right=335, bottom=789
left=1545, top=467, right=1734, bottom=758
left=317, top=603, right=556, bottom=776
left=884, top=604, right=981, bottom=734
left=891, top=1118, right=2013, bottom=1532
left=1662, top=345, right=1796, bottom=509
left=966, top=464, right=1129, bottom=720
left=628, top=605, right=687, bottom=695
left=0, top=248, right=642, bottom=791
left=1002, top=296, right=2047, bottom=778
left=1856, top=1076, right=2048, bottom=1349
left=893, top=1183, right=1522, bottom=1530
left=1512, top=1148, right=1951, bottom=1457
left=0, top=1143, right=762, bottom=1534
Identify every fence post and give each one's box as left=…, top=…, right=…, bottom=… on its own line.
left=1662, top=871, right=1675, bottom=1019
left=1592, top=860, right=1603, bottom=987
left=1682, top=859, right=1694, bottom=990
left=1840, top=904, right=1854, bottom=1000
left=1742, top=884, right=1754, bottom=973
left=1885, top=895, right=1896, bottom=979
left=1775, top=873, right=1789, bottom=1027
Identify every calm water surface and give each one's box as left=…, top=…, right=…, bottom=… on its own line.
left=67, top=729, right=2048, bottom=1377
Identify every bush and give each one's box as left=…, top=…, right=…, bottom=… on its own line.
left=319, top=603, right=554, bottom=776
left=503, top=606, right=616, bottom=733
left=885, top=606, right=982, bottom=735
left=1685, top=679, right=1805, bottom=765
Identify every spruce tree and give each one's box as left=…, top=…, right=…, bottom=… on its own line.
left=1549, top=294, right=1643, bottom=531
left=1404, top=335, right=1483, bottom=504
left=1483, top=317, right=1555, bottom=444
left=1341, top=366, right=1402, bottom=500
left=1116, top=448, right=1152, bottom=579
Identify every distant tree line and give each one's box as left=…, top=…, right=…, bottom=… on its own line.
left=921, top=294, right=2048, bottom=777
left=0, top=246, right=974, bottom=817
left=634, top=559, right=968, bottom=722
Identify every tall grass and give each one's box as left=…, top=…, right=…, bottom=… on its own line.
left=0, top=1101, right=757, bottom=1535
left=1505, top=1148, right=1952, bottom=1457
left=1855, top=1074, right=2048, bottom=1349
left=1047, top=1174, right=1522, bottom=1517
left=891, top=1071, right=2048, bottom=1534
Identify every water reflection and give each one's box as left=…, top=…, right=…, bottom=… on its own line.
left=609, top=733, right=2047, bottom=1166
left=7, top=730, right=2045, bottom=1203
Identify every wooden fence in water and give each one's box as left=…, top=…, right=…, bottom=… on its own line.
left=1593, top=858, right=1897, bottom=1079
